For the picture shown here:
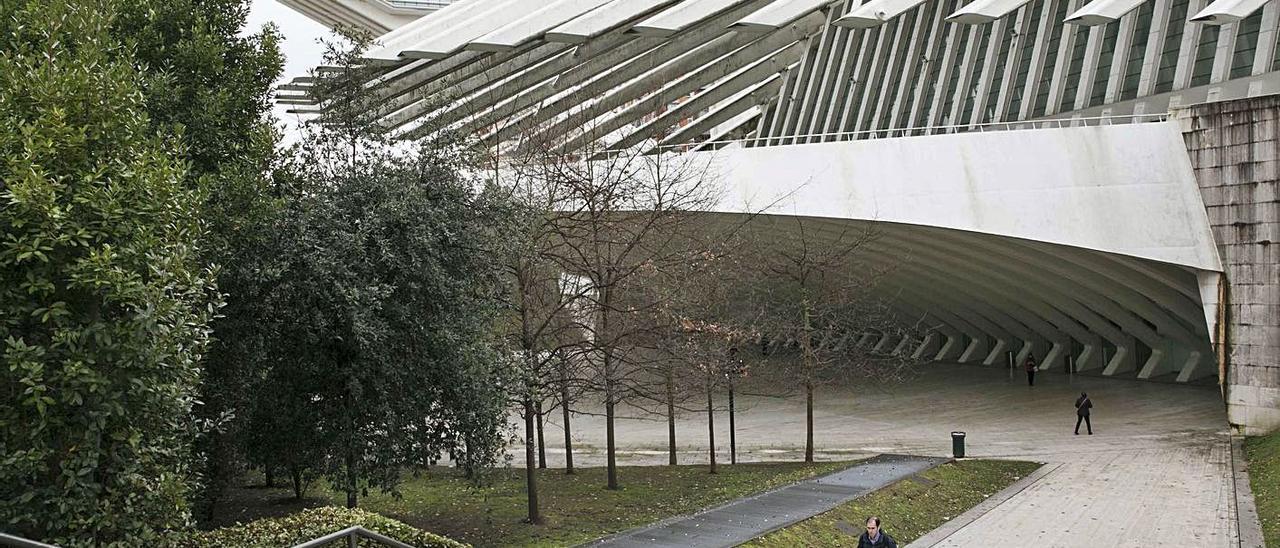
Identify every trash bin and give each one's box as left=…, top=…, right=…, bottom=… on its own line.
left=951, top=431, right=966, bottom=459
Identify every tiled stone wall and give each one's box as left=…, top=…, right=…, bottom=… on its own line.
left=1176, top=95, right=1280, bottom=435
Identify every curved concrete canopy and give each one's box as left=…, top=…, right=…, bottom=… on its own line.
left=704, top=122, right=1221, bottom=271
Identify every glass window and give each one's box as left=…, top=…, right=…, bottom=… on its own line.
left=981, top=18, right=1019, bottom=122
left=1119, top=0, right=1155, bottom=100
left=1230, top=10, right=1264, bottom=79
left=1032, top=0, right=1072, bottom=116
left=879, top=8, right=920, bottom=129
left=1190, top=24, right=1220, bottom=87
left=1089, top=21, right=1122, bottom=106
left=1155, top=0, right=1191, bottom=92
left=1058, top=24, right=1091, bottom=112
left=940, top=26, right=974, bottom=124
left=1007, top=0, right=1047, bottom=118
left=960, top=25, right=994, bottom=123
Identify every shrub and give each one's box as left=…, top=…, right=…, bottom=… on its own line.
left=169, top=507, right=467, bottom=548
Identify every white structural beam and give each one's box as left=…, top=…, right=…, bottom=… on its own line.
left=467, top=0, right=616, bottom=52
left=733, top=0, right=840, bottom=31
left=546, top=0, right=680, bottom=42
left=363, top=0, right=520, bottom=61
left=1066, top=0, right=1147, bottom=25
left=1190, top=0, right=1271, bottom=23
left=654, top=77, right=782, bottom=149
left=947, top=0, right=1038, bottom=24
left=632, top=0, right=752, bottom=36
left=836, top=0, right=932, bottom=27
left=609, top=40, right=807, bottom=150
left=394, top=0, right=529, bottom=59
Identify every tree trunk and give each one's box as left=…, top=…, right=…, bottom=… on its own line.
left=802, top=302, right=815, bottom=464
left=561, top=375, right=575, bottom=475
left=729, top=382, right=737, bottom=465
left=605, top=393, right=618, bottom=490
left=264, top=464, right=275, bottom=488
left=291, top=465, right=304, bottom=500
left=707, top=375, right=717, bottom=474
left=805, top=381, right=814, bottom=463
left=535, top=400, right=547, bottom=469
left=667, top=367, right=677, bottom=466
left=523, top=398, right=542, bottom=524
left=345, top=450, right=358, bottom=509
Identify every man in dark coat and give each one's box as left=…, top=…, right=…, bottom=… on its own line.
left=859, top=516, right=897, bottom=548
left=1024, top=355, right=1037, bottom=386
left=1075, top=392, right=1093, bottom=435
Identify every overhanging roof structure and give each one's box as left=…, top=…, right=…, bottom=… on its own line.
left=279, top=0, right=1280, bottom=155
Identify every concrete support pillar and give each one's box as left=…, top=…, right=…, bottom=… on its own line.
left=1103, top=335, right=1138, bottom=376
left=891, top=335, right=913, bottom=356
left=873, top=333, right=896, bottom=353
left=982, top=338, right=1009, bottom=366
left=935, top=333, right=964, bottom=361
left=959, top=336, right=989, bottom=364
left=857, top=332, right=878, bottom=348
left=1042, top=341, right=1066, bottom=371
left=912, top=332, right=939, bottom=360
left=1075, top=343, right=1105, bottom=371
left=1177, top=350, right=1208, bottom=381
left=1139, top=342, right=1183, bottom=379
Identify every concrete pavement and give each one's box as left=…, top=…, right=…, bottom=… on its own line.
left=584, top=454, right=946, bottom=548
left=532, top=363, right=1245, bottom=547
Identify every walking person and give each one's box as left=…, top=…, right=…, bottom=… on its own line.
left=1024, top=355, right=1037, bottom=386
left=1075, top=392, right=1093, bottom=435
left=859, top=516, right=897, bottom=548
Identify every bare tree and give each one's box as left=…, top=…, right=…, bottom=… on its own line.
left=510, top=119, right=721, bottom=490
left=742, top=216, right=928, bottom=462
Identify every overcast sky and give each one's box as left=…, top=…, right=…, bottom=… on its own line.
left=246, top=0, right=330, bottom=129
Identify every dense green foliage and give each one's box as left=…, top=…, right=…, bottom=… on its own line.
left=236, top=45, right=515, bottom=507
left=111, top=0, right=285, bottom=519
left=1247, top=430, right=1280, bottom=547
left=746, top=459, right=1042, bottom=547
left=172, top=507, right=466, bottom=548
left=0, top=1, right=219, bottom=543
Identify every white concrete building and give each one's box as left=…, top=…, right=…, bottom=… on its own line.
left=278, top=0, right=1280, bottom=435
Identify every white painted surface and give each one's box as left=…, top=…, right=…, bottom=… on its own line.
left=467, top=0, right=615, bottom=51
left=1190, top=0, right=1271, bottom=23
left=546, top=0, right=680, bottom=42
left=631, top=0, right=750, bottom=36
left=946, top=0, right=1038, bottom=24
left=733, top=0, right=837, bottom=31
left=697, top=123, right=1222, bottom=271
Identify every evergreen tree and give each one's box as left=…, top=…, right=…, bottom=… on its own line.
left=0, top=1, right=219, bottom=543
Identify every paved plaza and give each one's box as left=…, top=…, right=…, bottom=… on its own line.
left=538, top=363, right=1240, bottom=547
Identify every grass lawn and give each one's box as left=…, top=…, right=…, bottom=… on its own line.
left=744, top=459, right=1041, bottom=547
left=1247, top=430, right=1280, bottom=547
left=211, top=460, right=853, bottom=547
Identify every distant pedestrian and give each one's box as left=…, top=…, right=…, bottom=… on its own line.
left=859, top=516, right=897, bottom=548
left=1075, top=392, right=1093, bottom=435
left=1024, top=355, right=1037, bottom=386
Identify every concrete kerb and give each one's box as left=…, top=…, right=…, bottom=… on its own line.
left=905, top=461, right=1059, bottom=548
left=1230, top=436, right=1265, bottom=548
left=575, top=454, right=949, bottom=548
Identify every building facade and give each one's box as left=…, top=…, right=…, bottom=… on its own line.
left=279, top=0, right=1280, bottom=434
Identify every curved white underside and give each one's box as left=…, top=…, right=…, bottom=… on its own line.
left=704, top=122, right=1221, bottom=272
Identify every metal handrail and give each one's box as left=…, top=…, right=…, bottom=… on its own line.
left=652, top=112, right=1172, bottom=153
left=0, top=532, right=59, bottom=548
left=291, top=525, right=415, bottom=548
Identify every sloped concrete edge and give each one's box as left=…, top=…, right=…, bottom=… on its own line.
left=905, top=461, right=1060, bottom=548
left=1231, top=436, right=1265, bottom=548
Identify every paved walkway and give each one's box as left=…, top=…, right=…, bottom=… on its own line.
left=533, top=363, right=1243, bottom=547
left=584, top=454, right=946, bottom=548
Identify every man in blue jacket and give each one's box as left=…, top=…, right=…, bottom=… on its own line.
left=859, top=516, right=898, bottom=548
